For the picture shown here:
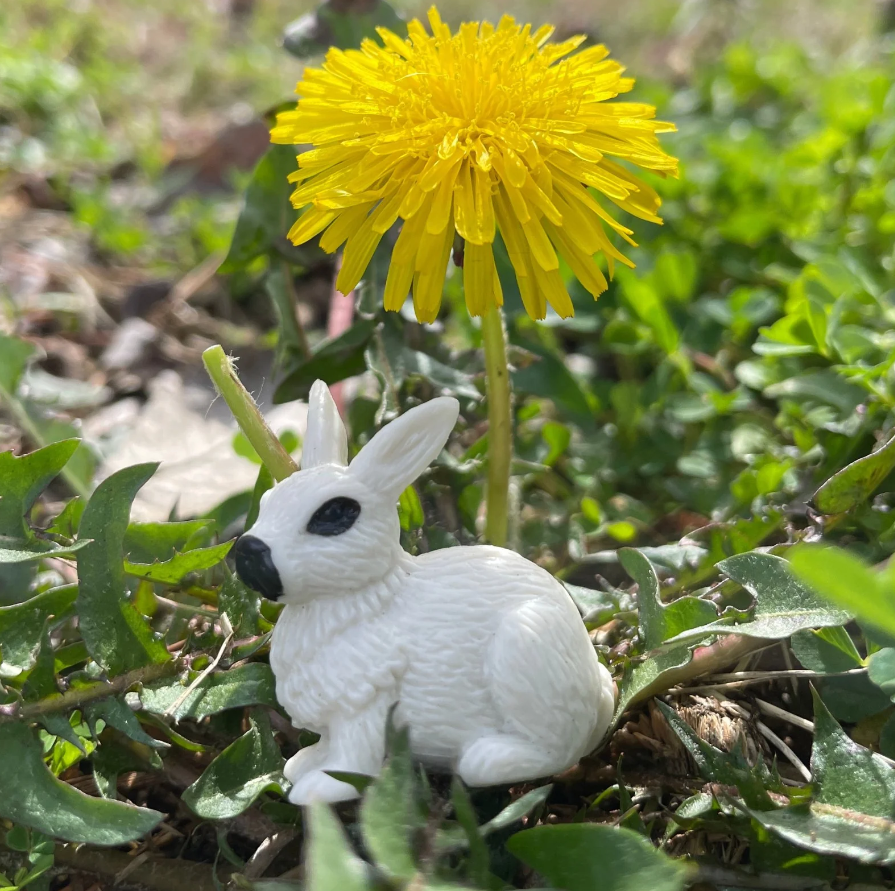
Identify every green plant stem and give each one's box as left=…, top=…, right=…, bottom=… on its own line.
left=7, top=634, right=267, bottom=725
left=481, top=306, right=512, bottom=547
left=8, top=658, right=182, bottom=723
left=202, top=345, right=298, bottom=482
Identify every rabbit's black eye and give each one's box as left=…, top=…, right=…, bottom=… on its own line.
left=306, top=497, right=361, bottom=536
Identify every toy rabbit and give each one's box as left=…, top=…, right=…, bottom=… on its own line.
left=233, top=381, right=616, bottom=804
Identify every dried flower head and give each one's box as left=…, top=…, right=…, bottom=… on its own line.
left=272, top=7, right=678, bottom=322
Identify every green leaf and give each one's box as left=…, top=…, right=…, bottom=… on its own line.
left=323, top=771, right=374, bottom=794
left=124, top=540, right=233, bottom=584
left=791, top=626, right=863, bottom=674
left=84, top=697, right=167, bottom=749
left=720, top=551, right=850, bottom=637
left=304, top=802, right=369, bottom=891
left=218, top=573, right=261, bottom=636
left=47, top=496, right=85, bottom=540
left=739, top=801, right=895, bottom=865
left=3, top=826, right=30, bottom=853
left=220, top=144, right=314, bottom=273
left=810, top=688, right=895, bottom=819
left=364, top=323, right=405, bottom=418
left=183, top=712, right=284, bottom=819
left=819, top=673, right=892, bottom=724
left=619, top=548, right=717, bottom=650
left=245, top=462, right=274, bottom=532
left=880, top=713, right=895, bottom=760
left=140, top=662, right=277, bottom=720
left=669, top=792, right=715, bottom=829
left=450, top=778, right=491, bottom=886
left=669, top=552, right=850, bottom=643
left=0, top=333, right=36, bottom=395
left=46, top=718, right=97, bottom=774
left=91, top=737, right=152, bottom=799
left=715, top=690, right=895, bottom=864
left=814, top=433, right=895, bottom=514
left=541, top=421, right=571, bottom=466
left=564, top=583, right=623, bottom=626
left=613, top=642, right=700, bottom=724
left=359, top=724, right=421, bottom=881
left=762, top=370, right=864, bottom=413
left=367, top=323, right=482, bottom=404
left=139, top=713, right=213, bottom=753
left=397, top=484, right=424, bottom=532
left=789, top=545, right=895, bottom=641
left=619, top=274, right=680, bottom=354
left=0, top=440, right=81, bottom=540
left=742, top=826, right=834, bottom=884
left=11, top=856, right=54, bottom=891
left=434, top=786, right=553, bottom=868
left=400, top=347, right=481, bottom=401
left=123, top=520, right=213, bottom=564
left=512, top=344, right=595, bottom=430
left=655, top=250, right=698, bottom=303
left=24, top=625, right=60, bottom=704
left=0, top=585, right=76, bottom=672
left=0, top=343, right=93, bottom=514
left=0, top=539, right=92, bottom=563
left=868, top=648, right=895, bottom=698
left=266, top=263, right=310, bottom=362
left=275, top=320, right=377, bottom=403
left=480, top=784, right=552, bottom=836
left=368, top=321, right=482, bottom=406
left=0, top=722, right=162, bottom=845
left=21, top=366, right=108, bottom=410
left=76, top=464, right=171, bottom=675
left=283, top=0, right=404, bottom=59
left=507, top=823, right=687, bottom=891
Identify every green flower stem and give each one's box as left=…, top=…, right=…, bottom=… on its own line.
left=481, top=305, right=512, bottom=547
left=202, top=345, right=298, bottom=482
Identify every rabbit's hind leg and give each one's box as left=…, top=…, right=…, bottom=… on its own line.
left=482, top=596, right=603, bottom=766
left=456, top=734, right=563, bottom=786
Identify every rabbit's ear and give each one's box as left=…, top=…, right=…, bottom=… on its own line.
left=301, top=380, right=348, bottom=469
left=349, top=397, right=459, bottom=499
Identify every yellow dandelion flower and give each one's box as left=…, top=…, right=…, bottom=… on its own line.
left=271, top=7, right=678, bottom=323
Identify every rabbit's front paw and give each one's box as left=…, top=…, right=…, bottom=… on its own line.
left=288, top=769, right=360, bottom=805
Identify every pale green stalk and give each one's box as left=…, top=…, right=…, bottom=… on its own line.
left=481, top=306, right=512, bottom=547
left=202, top=345, right=298, bottom=482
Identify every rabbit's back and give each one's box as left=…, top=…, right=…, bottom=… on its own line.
left=394, top=545, right=608, bottom=768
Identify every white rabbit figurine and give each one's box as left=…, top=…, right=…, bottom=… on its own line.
left=233, top=381, right=616, bottom=805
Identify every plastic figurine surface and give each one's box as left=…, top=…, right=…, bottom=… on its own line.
left=233, top=381, right=616, bottom=804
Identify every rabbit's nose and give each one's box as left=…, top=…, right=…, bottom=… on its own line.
left=234, top=535, right=283, bottom=600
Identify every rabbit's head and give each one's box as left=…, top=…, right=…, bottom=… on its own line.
left=233, top=381, right=459, bottom=603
